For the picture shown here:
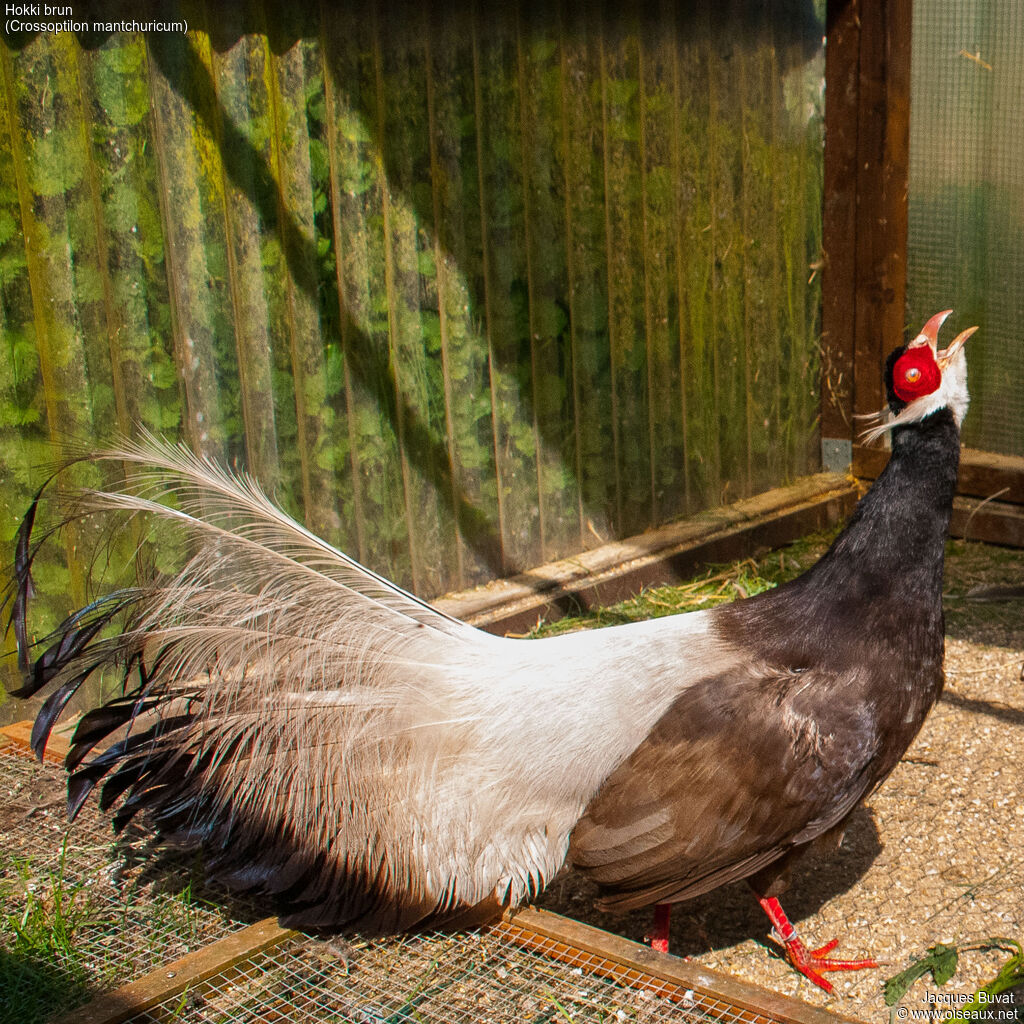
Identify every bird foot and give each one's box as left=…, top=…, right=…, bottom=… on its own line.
left=777, top=934, right=879, bottom=994
left=758, top=896, right=877, bottom=994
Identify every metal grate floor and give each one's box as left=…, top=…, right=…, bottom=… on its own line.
left=126, top=924, right=769, bottom=1024
left=0, top=742, right=844, bottom=1024
left=0, top=749, right=259, bottom=1022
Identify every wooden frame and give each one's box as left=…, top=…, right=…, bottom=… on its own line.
left=821, top=0, right=913, bottom=461
left=38, top=907, right=862, bottom=1024
left=1, top=733, right=862, bottom=1024
left=44, top=909, right=864, bottom=1024
left=507, top=908, right=863, bottom=1024
left=821, top=0, right=1024, bottom=542
left=856, top=446, right=1024, bottom=546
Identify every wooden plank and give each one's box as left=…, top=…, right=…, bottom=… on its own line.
left=641, top=9, right=686, bottom=524
left=436, top=473, right=858, bottom=633
left=856, top=446, right=1024, bottom=503
left=145, top=30, right=228, bottom=463
left=507, top=907, right=864, bottom=1024
left=600, top=18, right=651, bottom=537
left=209, top=28, right=281, bottom=494
left=666, top=1, right=692, bottom=517
left=852, top=0, right=913, bottom=422
left=0, top=720, right=69, bottom=765
left=471, top=2, right=541, bottom=576
left=953, top=448, right=1024, bottom=505
left=320, top=3, right=407, bottom=576
left=57, top=917, right=295, bottom=1024
left=516, top=8, right=579, bottom=564
left=952, top=497, right=1024, bottom=548
left=558, top=12, right=616, bottom=547
left=855, top=447, right=1024, bottom=547
left=269, top=23, right=344, bottom=549
left=820, top=0, right=861, bottom=447
left=1, top=34, right=95, bottom=609
left=77, top=36, right=176, bottom=441
left=374, top=9, right=453, bottom=597
left=851, top=443, right=890, bottom=481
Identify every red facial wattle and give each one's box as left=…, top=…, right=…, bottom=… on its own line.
left=892, top=348, right=941, bottom=402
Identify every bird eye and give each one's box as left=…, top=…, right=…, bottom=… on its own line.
left=904, top=367, right=921, bottom=383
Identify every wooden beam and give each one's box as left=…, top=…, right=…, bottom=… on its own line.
left=0, top=719, right=70, bottom=765
left=952, top=497, right=1024, bottom=548
left=506, top=907, right=863, bottom=1024
left=820, top=0, right=861, bottom=451
left=435, top=473, right=858, bottom=634
left=53, top=906, right=863, bottom=1024
left=854, top=446, right=1024, bottom=547
left=856, top=446, right=1024, bottom=503
left=821, top=0, right=913, bottom=463
left=852, top=0, right=913, bottom=422
left=952, top=448, right=1024, bottom=505
left=57, top=918, right=296, bottom=1024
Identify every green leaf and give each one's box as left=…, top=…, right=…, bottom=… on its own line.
left=960, top=940, right=1024, bottom=1018
left=147, top=348, right=178, bottom=390
left=933, top=945, right=959, bottom=986
left=336, top=108, right=371, bottom=144
left=884, top=945, right=959, bottom=1006
left=28, top=134, right=84, bottom=197
left=325, top=343, right=344, bottom=393
left=99, top=40, right=145, bottom=75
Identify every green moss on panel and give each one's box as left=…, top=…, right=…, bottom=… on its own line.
left=0, top=4, right=824, bottom=618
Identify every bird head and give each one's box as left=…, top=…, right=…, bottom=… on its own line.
left=862, top=310, right=978, bottom=442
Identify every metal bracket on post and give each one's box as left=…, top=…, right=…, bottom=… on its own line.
left=821, top=438, right=852, bottom=474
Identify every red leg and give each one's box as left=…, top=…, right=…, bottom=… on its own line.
left=758, top=896, right=878, bottom=994
left=650, top=902, right=672, bottom=953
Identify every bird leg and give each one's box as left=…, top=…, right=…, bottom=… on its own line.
left=650, top=902, right=672, bottom=953
left=757, top=896, right=878, bottom=993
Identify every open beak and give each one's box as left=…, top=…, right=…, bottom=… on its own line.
left=938, top=325, right=979, bottom=368
left=908, top=309, right=953, bottom=350
left=907, top=309, right=978, bottom=367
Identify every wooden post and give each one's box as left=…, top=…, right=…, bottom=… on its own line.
left=820, top=0, right=861, bottom=470
left=821, top=0, right=913, bottom=473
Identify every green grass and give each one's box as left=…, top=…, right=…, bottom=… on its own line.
left=525, top=529, right=1024, bottom=640
left=525, top=527, right=838, bottom=638
left=0, top=841, right=112, bottom=1021
left=0, top=836, right=229, bottom=1023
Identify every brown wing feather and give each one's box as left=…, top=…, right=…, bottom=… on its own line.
left=569, top=663, right=881, bottom=911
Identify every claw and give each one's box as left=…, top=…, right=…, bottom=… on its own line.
left=783, top=933, right=879, bottom=994
left=758, top=896, right=878, bottom=993
left=809, top=938, right=840, bottom=957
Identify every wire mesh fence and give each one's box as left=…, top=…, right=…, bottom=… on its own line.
left=124, top=921, right=774, bottom=1024
left=0, top=748, right=828, bottom=1024
left=0, top=750, right=262, bottom=1023
left=908, top=0, right=1024, bottom=460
